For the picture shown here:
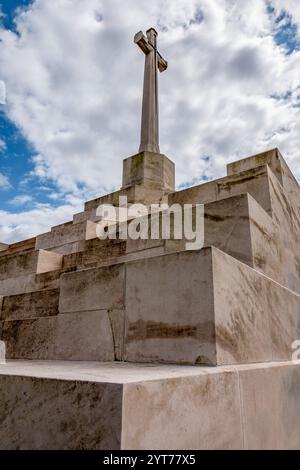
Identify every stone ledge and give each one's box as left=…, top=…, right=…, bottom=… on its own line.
left=0, top=360, right=299, bottom=449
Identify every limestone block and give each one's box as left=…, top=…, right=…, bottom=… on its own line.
left=35, top=221, right=97, bottom=251
left=267, top=167, right=300, bottom=294
left=0, top=375, right=122, bottom=450
left=0, top=309, right=124, bottom=361
left=36, top=250, right=63, bottom=273
left=212, top=248, right=300, bottom=363
left=169, top=165, right=272, bottom=215
left=0, top=360, right=299, bottom=450
left=239, top=363, right=300, bottom=450
left=0, top=316, right=57, bottom=360
left=204, top=193, right=253, bottom=266
left=62, top=238, right=126, bottom=272
left=56, top=310, right=124, bottom=361
left=0, top=289, right=59, bottom=322
left=125, top=249, right=216, bottom=365
left=59, top=264, right=125, bottom=313
left=0, top=243, right=7, bottom=252
left=125, top=247, right=300, bottom=365
left=0, top=270, right=60, bottom=297
left=122, top=368, right=242, bottom=450
left=227, top=148, right=300, bottom=214
left=0, top=237, right=36, bottom=258
left=0, top=250, right=62, bottom=281
left=122, top=151, right=175, bottom=192
left=227, top=148, right=284, bottom=183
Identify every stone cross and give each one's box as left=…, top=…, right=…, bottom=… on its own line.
left=134, top=28, right=168, bottom=154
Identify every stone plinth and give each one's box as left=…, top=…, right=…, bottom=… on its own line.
left=122, top=151, right=175, bottom=193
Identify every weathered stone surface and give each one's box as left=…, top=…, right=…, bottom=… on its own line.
left=125, top=248, right=216, bottom=365
left=122, top=368, right=242, bottom=450
left=0, top=249, right=62, bottom=281
left=0, top=309, right=124, bottom=361
left=62, top=238, right=126, bottom=272
left=0, top=238, right=36, bottom=258
left=56, top=310, right=124, bottom=361
left=212, top=248, right=300, bottom=363
left=0, top=243, right=7, bottom=252
left=0, top=374, right=122, bottom=450
left=35, top=221, right=97, bottom=251
left=125, top=247, right=300, bottom=365
left=0, top=289, right=59, bottom=321
left=0, top=270, right=60, bottom=297
left=0, top=316, right=57, bottom=360
left=169, top=164, right=273, bottom=215
left=59, top=264, right=125, bottom=313
left=0, top=360, right=299, bottom=450
left=122, top=152, right=175, bottom=192
left=239, top=363, right=300, bottom=450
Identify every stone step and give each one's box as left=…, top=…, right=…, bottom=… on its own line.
left=169, top=164, right=273, bottom=214
left=0, top=360, right=299, bottom=449
left=35, top=220, right=98, bottom=253
left=0, top=237, right=36, bottom=258
left=124, top=246, right=300, bottom=366
left=2, top=246, right=299, bottom=364
left=227, top=148, right=299, bottom=200
left=0, top=249, right=62, bottom=281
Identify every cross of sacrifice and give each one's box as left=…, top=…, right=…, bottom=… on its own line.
left=134, top=28, right=168, bottom=154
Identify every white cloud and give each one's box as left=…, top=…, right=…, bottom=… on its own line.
left=9, top=194, right=33, bottom=206
left=0, top=79, right=6, bottom=104
left=0, top=173, right=11, bottom=190
left=0, top=201, right=83, bottom=243
left=0, top=0, right=300, bottom=242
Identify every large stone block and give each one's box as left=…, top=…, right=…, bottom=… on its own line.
left=239, top=363, right=300, bottom=450
left=0, top=249, right=62, bottom=281
left=0, top=309, right=124, bottom=361
left=0, top=360, right=299, bottom=450
left=59, top=264, right=125, bottom=313
left=122, top=151, right=175, bottom=192
left=0, top=373, right=122, bottom=450
left=125, top=249, right=216, bottom=365
left=62, top=238, right=126, bottom=272
left=169, top=165, right=272, bottom=215
left=122, top=368, right=242, bottom=450
left=0, top=289, right=59, bottom=321
left=0, top=316, right=57, bottom=360
left=125, top=247, right=300, bottom=365
left=0, top=270, right=60, bottom=297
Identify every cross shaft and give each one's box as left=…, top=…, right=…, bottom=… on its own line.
left=134, top=28, right=168, bottom=154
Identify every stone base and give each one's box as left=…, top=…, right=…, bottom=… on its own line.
left=0, top=360, right=299, bottom=450
left=122, top=151, right=175, bottom=193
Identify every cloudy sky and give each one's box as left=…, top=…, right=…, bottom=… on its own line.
left=0, top=0, right=300, bottom=243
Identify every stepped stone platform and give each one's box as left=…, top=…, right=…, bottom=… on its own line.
left=0, top=148, right=300, bottom=449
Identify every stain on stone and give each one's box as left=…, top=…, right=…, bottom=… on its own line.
left=127, top=319, right=215, bottom=342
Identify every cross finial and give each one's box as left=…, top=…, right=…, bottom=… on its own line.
left=134, top=28, right=168, bottom=154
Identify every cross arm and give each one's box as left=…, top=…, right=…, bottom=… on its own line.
left=157, top=51, right=168, bottom=73
left=134, top=31, right=152, bottom=55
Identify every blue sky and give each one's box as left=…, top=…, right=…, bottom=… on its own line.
left=0, top=0, right=60, bottom=214
left=1, top=0, right=300, bottom=242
